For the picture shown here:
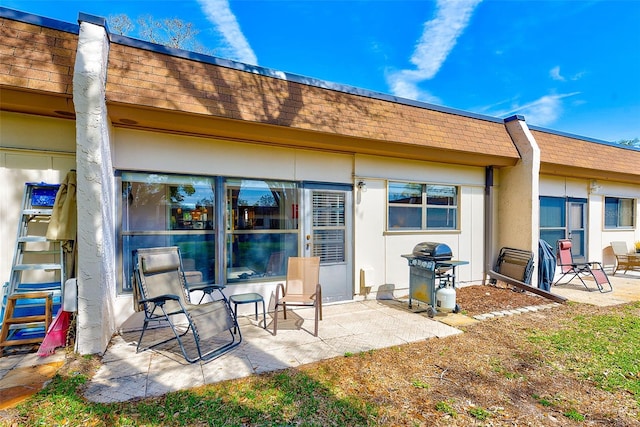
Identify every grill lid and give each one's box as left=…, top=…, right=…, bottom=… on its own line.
left=412, top=242, right=452, bottom=261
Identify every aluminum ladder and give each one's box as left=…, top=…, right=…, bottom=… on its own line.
left=0, top=183, right=63, bottom=355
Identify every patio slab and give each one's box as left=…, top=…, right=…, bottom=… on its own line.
left=551, top=271, right=640, bottom=305
left=83, top=299, right=461, bottom=403
left=0, top=349, right=65, bottom=410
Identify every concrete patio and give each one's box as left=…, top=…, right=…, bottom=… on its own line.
left=83, top=298, right=465, bottom=403
left=1, top=271, right=638, bottom=407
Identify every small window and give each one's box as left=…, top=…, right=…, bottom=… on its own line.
left=604, top=197, right=635, bottom=229
left=388, top=182, right=458, bottom=230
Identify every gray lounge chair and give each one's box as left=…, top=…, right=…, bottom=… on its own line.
left=134, top=246, right=240, bottom=363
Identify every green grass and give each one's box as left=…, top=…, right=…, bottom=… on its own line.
left=532, top=393, right=554, bottom=407
left=489, top=357, right=524, bottom=380
left=528, top=302, right=640, bottom=404
left=564, top=408, right=586, bottom=422
left=5, top=302, right=640, bottom=426
left=435, top=400, right=457, bottom=417
left=467, top=406, right=491, bottom=420
left=411, top=379, right=430, bottom=389
left=11, top=369, right=377, bottom=426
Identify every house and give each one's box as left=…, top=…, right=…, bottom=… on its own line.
left=1, top=8, right=639, bottom=356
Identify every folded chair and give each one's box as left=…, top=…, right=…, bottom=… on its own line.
left=134, top=246, right=241, bottom=363
left=553, top=239, right=612, bottom=293
left=273, top=257, right=322, bottom=336
left=610, top=241, right=640, bottom=275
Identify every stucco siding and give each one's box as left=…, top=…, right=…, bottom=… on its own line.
left=539, top=176, right=589, bottom=199
left=0, top=111, right=76, bottom=152
left=0, top=149, right=75, bottom=288
left=73, top=20, right=115, bottom=355
left=113, top=128, right=353, bottom=183
left=0, top=112, right=76, bottom=286
left=539, top=175, right=640, bottom=267
left=354, top=155, right=486, bottom=297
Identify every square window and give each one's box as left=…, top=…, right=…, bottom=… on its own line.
left=387, top=182, right=458, bottom=230
left=604, top=197, right=635, bottom=229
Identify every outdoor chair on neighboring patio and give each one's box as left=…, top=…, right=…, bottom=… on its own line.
left=610, top=241, right=640, bottom=275
left=273, top=257, right=322, bottom=336
left=554, top=239, right=612, bottom=293
left=134, top=246, right=241, bottom=363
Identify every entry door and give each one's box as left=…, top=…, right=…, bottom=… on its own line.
left=302, top=185, right=353, bottom=303
left=567, top=198, right=587, bottom=263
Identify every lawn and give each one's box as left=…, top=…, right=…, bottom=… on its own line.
left=2, top=300, right=639, bottom=426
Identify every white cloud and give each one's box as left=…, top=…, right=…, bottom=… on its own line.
left=550, top=66, right=565, bottom=81
left=550, top=66, right=586, bottom=82
left=196, top=0, right=258, bottom=65
left=386, top=0, right=482, bottom=101
left=387, top=70, right=443, bottom=104
left=496, top=92, right=581, bottom=126
left=570, top=71, right=586, bottom=81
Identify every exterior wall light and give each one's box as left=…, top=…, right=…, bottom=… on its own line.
left=357, top=180, right=367, bottom=192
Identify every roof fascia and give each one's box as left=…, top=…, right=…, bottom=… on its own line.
left=0, top=7, right=78, bottom=33
left=529, top=124, right=640, bottom=153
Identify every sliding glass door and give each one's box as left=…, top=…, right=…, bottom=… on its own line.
left=539, top=196, right=587, bottom=261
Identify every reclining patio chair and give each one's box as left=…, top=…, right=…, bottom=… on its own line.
left=273, top=257, right=322, bottom=336
left=134, top=246, right=241, bottom=363
left=553, top=239, right=612, bottom=293
left=610, top=241, right=640, bottom=275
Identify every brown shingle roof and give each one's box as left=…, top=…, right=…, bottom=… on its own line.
left=534, top=129, right=640, bottom=183
left=106, top=43, right=520, bottom=162
left=0, top=18, right=76, bottom=95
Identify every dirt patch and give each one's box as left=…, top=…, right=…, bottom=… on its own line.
left=455, top=282, right=552, bottom=316
left=293, top=284, right=640, bottom=426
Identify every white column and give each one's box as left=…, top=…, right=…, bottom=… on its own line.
left=500, top=115, right=541, bottom=286
left=73, top=19, right=116, bottom=355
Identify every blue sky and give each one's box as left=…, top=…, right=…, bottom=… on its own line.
left=4, top=0, right=639, bottom=142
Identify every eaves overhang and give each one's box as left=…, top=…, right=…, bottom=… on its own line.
left=540, top=163, right=640, bottom=185
left=0, top=87, right=76, bottom=119
left=107, top=102, right=519, bottom=168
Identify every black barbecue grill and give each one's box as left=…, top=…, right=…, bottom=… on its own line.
left=401, top=242, right=468, bottom=317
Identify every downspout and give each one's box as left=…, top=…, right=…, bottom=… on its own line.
left=484, top=166, right=494, bottom=284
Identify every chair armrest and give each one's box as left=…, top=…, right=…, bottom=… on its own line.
left=139, top=294, right=180, bottom=304
left=187, top=282, right=225, bottom=294
left=586, top=261, right=605, bottom=270
left=275, top=282, right=286, bottom=300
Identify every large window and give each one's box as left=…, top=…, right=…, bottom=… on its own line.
left=121, top=173, right=216, bottom=292
left=225, top=179, right=298, bottom=282
left=119, top=173, right=300, bottom=292
left=388, top=182, right=458, bottom=230
left=604, top=197, right=635, bottom=229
